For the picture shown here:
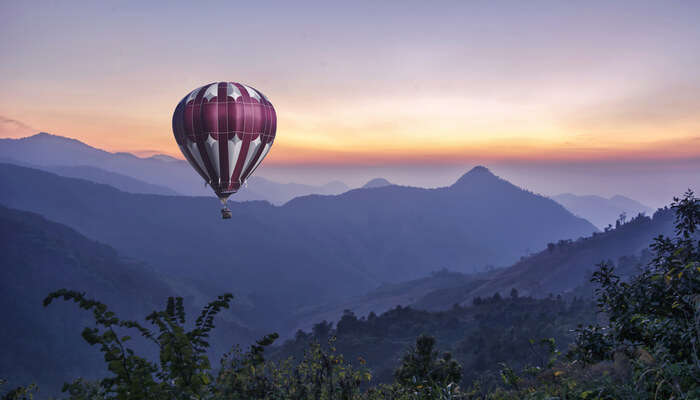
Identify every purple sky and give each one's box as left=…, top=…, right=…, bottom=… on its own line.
left=1, top=0, right=698, bottom=207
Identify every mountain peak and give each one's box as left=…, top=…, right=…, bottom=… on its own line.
left=362, top=178, right=392, bottom=189
left=452, top=166, right=498, bottom=186
left=25, top=132, right=67, bottom=142
left=467, top=165, right=493, bottom=175
left=29, top=132, right=69, bottom=140
left=25, top=132, right=89, bottom=146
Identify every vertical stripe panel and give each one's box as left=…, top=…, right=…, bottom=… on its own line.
left=192, top=85, right=218, bottom=187
left=217, top=82, right=229, bottom=188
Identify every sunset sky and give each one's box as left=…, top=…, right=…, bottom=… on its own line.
left=1, top=0, right=699, bottom=206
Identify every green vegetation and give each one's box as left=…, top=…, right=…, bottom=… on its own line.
left=465, top=190, right=700, bottom=399
left=275, top=293, right=595, bottom=388
left=2, top=192, right=698, bottom=399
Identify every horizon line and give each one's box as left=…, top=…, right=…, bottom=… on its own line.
left=3, top=132, right=700, bottom=168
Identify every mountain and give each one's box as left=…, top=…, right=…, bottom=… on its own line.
left=463, top=207, right=673, bottom=302
left=282, top=166, right=597, bottom=280
left=0, top=133, right=347, bottom=204
left=50, top=165, right=178, bottom=195
left=238, top=176, right=349, bottom=204
left=552, top=193, right=653, bottom=230
left=289, top=269, right=492, bottom=333
left=0, top=132, right=210, bottom=196
left=362, top=178, right=392, bottom=189
left=0, top=163, right=597, bottom=333
left=0, top=162, right=372, bottom=328
left=0, top=205, right=260, bottom=394
left=262, top=205, right=677, bottom=386
left=293, top=206, right=675, bottom=330
left=0, top=157, right=179, bottom=196
left=0, top=205, right=173, bottom=393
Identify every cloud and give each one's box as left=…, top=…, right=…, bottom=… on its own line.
left=0, top=115, right=36, bottom=138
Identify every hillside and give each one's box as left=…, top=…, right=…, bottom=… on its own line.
left=0, top=133, right=347, bottom=204
left=0, top=163, right=597, bottom=334
left=292, top=206, right=675, bottom=327
left=283, top=166, right=597, bottom=280
left=552, top=193, right=652, bottom=230
left=0, top=157, right=180, bottom=196
left=464, top=208, right=674, bottom=301
left=273, top=295, right=596, bottom=385
left=49, top=165, right=179, bottom=195
left=243, top=176, right=348, bottom=204
left=0, top=206, right=174, bottom=393
left=0, top=205, right=263, bottom=395
left=272, top=208, right=677, bottom=384
left=289, top=269, right=492, bottom=334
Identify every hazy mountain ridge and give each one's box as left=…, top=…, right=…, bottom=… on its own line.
left=552, top=193, right=653, bottom=230
left=0, top=162, right=683, bottom=396
left=0, top=205, right=261, bottom=395
left=289, top=269, right=491, bottom=334
left=465, top=207, right=674, bottom=301
left=0, top=163, right=596, bottom=333
left=0, top=158, right=180, bottom=196
left=362, top=178, right=392, bottom=188
left=0, top=163, right=374, bottom=321
left=293, top=205, right=675, bottom=327
left=50, top=165, right=179, bottom=195
left=283, top=166, right=597, bottom=279
left=0, top=133, right=348, bottom=204
left=242, top=176, right=349, bottom=204
left=0, top=205, right=172, bottom=393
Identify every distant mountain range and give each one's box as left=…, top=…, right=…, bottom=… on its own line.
left=0, top=163, right=596, bottom=331
left=1, top=133, right=658, bottom=216
left=293, top=206, right=674, bottom=328
left=459, top=205, right=673, bottom=300
left=551, top=193, right=653, bottom=230
left=0, top=133, right=348, bottom=204
left=30, top=163, right=177, bottom=195
left=0, top=156, right=675, bottom=393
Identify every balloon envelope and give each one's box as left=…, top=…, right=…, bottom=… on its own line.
left=172, top=82, right=277, bottom=200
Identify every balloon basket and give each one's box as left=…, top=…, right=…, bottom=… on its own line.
left=221, top=207, right=232, bottom=219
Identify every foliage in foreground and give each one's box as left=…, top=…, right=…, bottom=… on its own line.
left=468, top=191, right=700, bottom=399
left=566, top=190, right=700, bottom=399
left=275, top=293, right=595, bottom=387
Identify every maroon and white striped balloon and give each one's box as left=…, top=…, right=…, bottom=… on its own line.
left=172, top=82, right=277, bottom=201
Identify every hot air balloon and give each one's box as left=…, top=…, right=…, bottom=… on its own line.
left=172, top=82, right=277, bottom=219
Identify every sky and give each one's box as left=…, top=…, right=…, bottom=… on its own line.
left=1, top=0, right=699, bottom=207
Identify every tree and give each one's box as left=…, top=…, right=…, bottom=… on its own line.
left=43, top=290, right=239, bottom=399
left=510, top=288, right=519, bottom=299
left=615, top=211, right=627, bottom=228
left=571, top=190, right=700, bottom=398
left=394, top=335, right=462, bottom=388
left=336, top=310, right=361, bottom=335
left=0, top=380, right=37, bottom=400
left=312, top=320, right=333, bottom=342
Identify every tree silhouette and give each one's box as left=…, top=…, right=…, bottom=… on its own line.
left=394, top=335, right=462, bottom=388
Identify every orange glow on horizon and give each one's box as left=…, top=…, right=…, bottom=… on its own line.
left=2, top=90, right=699, bottom=167
left=3, top=126, right=695, bottom=167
